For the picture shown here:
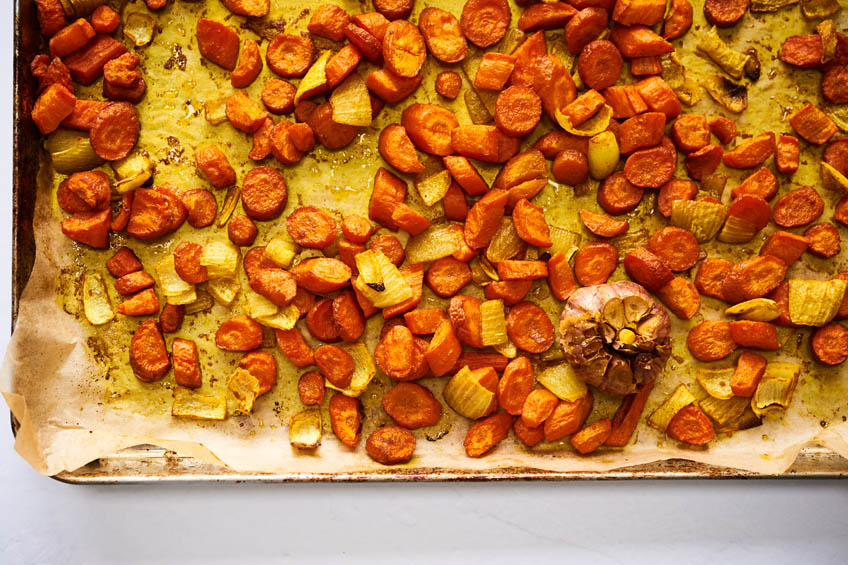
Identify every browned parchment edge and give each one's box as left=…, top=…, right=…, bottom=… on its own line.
left=11, top=0, right=848, bottom=484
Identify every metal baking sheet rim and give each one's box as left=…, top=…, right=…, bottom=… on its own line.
left=10, top=0, right=848, bottom=483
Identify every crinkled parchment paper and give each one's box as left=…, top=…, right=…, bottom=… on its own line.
left=3, top=0, right=848, bottom=477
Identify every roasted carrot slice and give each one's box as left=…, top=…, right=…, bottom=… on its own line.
left=382, top=382, right=442, bottom=429
left=723, top=132, right=776, bottom=169
left=598, top=172, right=644, bottom=215
left=547, top=252, right=577, bottom=302
left=575, top=241, right=619, bottom=286
left=811, top=323, right=848, bottom=366
left=196, top=18, right=240, bottom=70
left=424, top=320, right=462, bottom=377
left=566, top=7, right=609, bottom=54
left=494, top=85, right=542, bottom=137
left=579, top=209, right=629, bottom=238
left=369, top=167, right=407, bottom=230
left=435, top=71, right=462, bottom=99
left=730, top=351, right=767, bottom=397
left=298, top=371, right=325, bottom=406
left=378, top=124, right=424, bottom=173
left=464, top=188, right=509, bottom=249
left=657, top=179, right=697, bottom=217
left=571, top=418, right=612, bottom=455
left=460, top=0, right=510, bottom=48
left=657, top=277, right=701, bottom=319
left=772, top=186, right=824, bottom=228
left=577, top=40, right=624, bottom=91
left=788, top=102, right=837, bottom=145
left=624, top=247, right=674, bottom=292
left=687, top=320, right=737, bottom=362
left=667, top=405, right=714, bottom=445
left=619, top=111, right=666, bottom=154
left=729, top=321, right=779, bottom=351
left=606, top=380, right=654, bottom=447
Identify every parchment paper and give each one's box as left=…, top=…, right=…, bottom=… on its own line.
left=3, top=0, right=848, bottom=477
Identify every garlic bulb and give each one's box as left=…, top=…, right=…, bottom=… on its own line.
left=559, top=281, right=671, bottom=396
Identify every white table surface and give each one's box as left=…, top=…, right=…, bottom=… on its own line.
left=1, top=6, right=847, bottom=565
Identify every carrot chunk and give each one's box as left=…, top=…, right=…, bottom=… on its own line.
left=723, top=132, right=776, bottom=169
left=571, top=418, right=612, bottom=455
left=667, top=405, right=714, bottom=445
left=811, top=324, right=848, bottom=366
left=789, top=103, right=837, bottom=145
left=31, top=84, right=76, bottom=134
left=606, top=381, right=654, bottom=446
left=759, top=231, right=809, bottom=266
left=49, top=19, right=95, bottom=58
left=575, top=241, right=619, bottom=286
left=687, top=320, right=738, bottom=362
left=776, top=135, right=800, bottom=174
left=657, top=276, right=701, bottom=319
left=731, top=351, right=767, bottom=397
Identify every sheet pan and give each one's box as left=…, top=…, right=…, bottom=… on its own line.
left=10, top=0, right=848, bottom=482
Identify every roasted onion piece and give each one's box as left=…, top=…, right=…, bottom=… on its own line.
left=559, top=281, right=671, bottom=396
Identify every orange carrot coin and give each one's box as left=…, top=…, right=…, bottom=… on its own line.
left=513, top=198, right=553, bottom=246
left=215, top=315, right=263, bottom=352
left=656, top=276, right=701, bottom=319
left=130, top=320, right=170, bottom=382
left=196, top=18, right=239, bottom=70
left=544, top=393, right=594, bottom=442
left=425, top=257, right=472, bottom=298
left=687, top=320, right=737, bottom=362
left=464, top=412, right=513, bottom=457
left=382, top=382, right=442, bottom=429
left=648, top=226, right=699, bottom=272
left=298, top=371, right=325, bottom=405
left=579, top=209, right=629, bottom=238
left=552, top=149, right=590, bottom=185
left=773, top=186, right=824, bottom=228
left=275, top=328, right=316, bottom=368
left=804, top=223, right=841, bottom=258
left=598, top=172, right=644, bottom=215
left=286, top=206, right=337, bottom=249
left=447, top=294, right=487, bottom=348
left=506, top=301, right=555, bottom=354
left=667, top=405, right=714, bottom=445
left=231, top=39, right=262, bottom=88
left=624, top=145, right=676, bottom=188
left=307, top=4, right=350, bottom=41
left=419, top=7, right=468, bottom=63
left=623, top=247, right=674, bottom=292
left=464, top=188, right=508, bottom=249
left=306, top=298, right=342, bottom=342
left=577, top=40, right=623, bottom=91
left=238, top=351, right=277, bottom=396
left=811, top=323, right=848, bottom=366
left=266, top=33, right=315, bottom=78
left=173, top=241, right=209, bottom=284
left=494, top=85, right=542, bottom=138
left=566, top=7, right=609, bottom=54
left=574, top=241, right=619, bottom=286
left=461, top=0, right=511, bottom=48
left=382, top=20, right=426, bottom=78
left=435, top=71, right=462, bottom=99
left=401, top=103, right=459, bottom=156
